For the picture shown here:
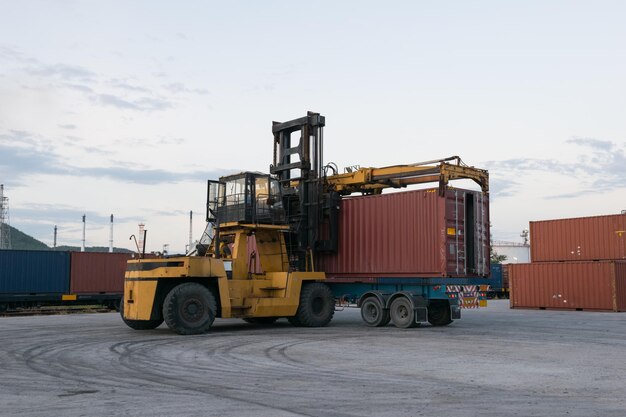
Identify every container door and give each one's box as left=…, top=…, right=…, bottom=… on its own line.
left=445, top=189, right=466, bottom=276
left=478, top=192, right=490, bottom=276
left=467, top=191, right=490, bottom=277
left=464, top=192, right=478, bottom=275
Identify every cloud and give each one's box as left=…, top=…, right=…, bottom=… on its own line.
left=489, top=178, right=521, bottom=199
left=15, top=204, right=112, bottom=225
left=109, top=78, right=151, bottom=93
left=0, top=144, right=66, bottom=187
left=567, top=137, right=614, bottom=152
left=58, top=124, right=76, bottom=130
left=78, top=165, right=219, bottom=184
left=0, top=129, right=40, bottom=147
left=27, top=63, right=95, bottom=82
left=2, top=46, right=175, bottom=112
left=486, top=157, right=580, bottom=176
left=63, top=83, right=95, bottom=93
left=543, top=192, right=585, bottom=200
left=113, top=137, right=186, bottom=147
left=485, top=138, right=626, bottom=198
left=95, top=93, right=173, bottom=111
left=0, top=130, right=237, bottom=186
left=163, top=82, right=209, bottom=95
left=0, top=45, right=38, bottom=65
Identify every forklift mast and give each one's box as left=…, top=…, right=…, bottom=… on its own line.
left=270, top=112, right=340, bottom=271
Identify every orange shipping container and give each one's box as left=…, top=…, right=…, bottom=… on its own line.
left=530, top=213, right=626, bottom=262
left=509, top=261, right=626, bottom=312
left=70, top=252, right=134, bottom=294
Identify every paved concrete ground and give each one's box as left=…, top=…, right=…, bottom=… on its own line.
left=0, top=300, right=625, bottom=417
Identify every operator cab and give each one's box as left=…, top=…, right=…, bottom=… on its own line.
left=207, top=172, right=284, bottom=225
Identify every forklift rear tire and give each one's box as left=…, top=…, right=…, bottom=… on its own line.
left=389, top=296, right=418, bottom=328
left=291, top=283, right=335, bottom=327
left=163, top=283, right=216, bottom=335
left=243, top=317, right=279, bottom=325
left=360, top=297, right=390, bottom=327
left=120, top=300, right=163, bottom=330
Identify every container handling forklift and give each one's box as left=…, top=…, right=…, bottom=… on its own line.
left=121, top=112, right=490, bottom=334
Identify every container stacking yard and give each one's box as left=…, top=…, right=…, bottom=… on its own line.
left=511, top=212, right=626, bottom=312
left=0, top=250, right=132, bottom=311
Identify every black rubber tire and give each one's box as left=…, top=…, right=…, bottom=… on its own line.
left=291, top=283, right=335, bottom=327
left=427, top=301, right=453, bottom=326
left=120, top=299, right=163, bottom=330
left=390, top=297, right=417, bottom=328
left=162, top=283, right=216, bottom=335
left=243, top=317, right=279, bottom=325
left=360, top=297, right=390, bottom=327
left=287, top=316, right=302, bottom=326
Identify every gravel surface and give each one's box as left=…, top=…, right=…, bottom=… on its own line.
left=1, top=300, right=625, bottom=417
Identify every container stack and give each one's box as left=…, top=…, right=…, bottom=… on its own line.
left=509, top=213, right=626, bottom=312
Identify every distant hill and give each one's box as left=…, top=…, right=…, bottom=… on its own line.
left=1, top=224, right=133, bottom=253
left=2, top=224, right=49, bottom=250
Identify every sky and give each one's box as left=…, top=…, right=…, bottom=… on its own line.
left=0, top=1, right=625, bottom=253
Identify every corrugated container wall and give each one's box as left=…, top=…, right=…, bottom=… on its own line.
left=70, top=252, right=133, bottom=293
left=317, top=188, right=490, bottom=279
left=509, top=261, right=626, bottom=311
left=0, top=250, right=70, bottom=294
left=530, top=213, right=626, bottom=262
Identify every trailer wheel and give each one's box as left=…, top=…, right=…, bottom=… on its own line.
left=360, top=297, right=390, bottom=327
left=291, top=283, right=334, bottom=327
left=120, top=300, right=163, bottom=330
left=243, top=317, right=279, bottom=325
left=163, top=283, right=216, bottom=335
left=427, top=301, right=452, bottom=326
left=390, top=296, right=417, bottom=328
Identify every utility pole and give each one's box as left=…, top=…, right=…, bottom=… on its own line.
left=53, top=225, right=57, bottom=248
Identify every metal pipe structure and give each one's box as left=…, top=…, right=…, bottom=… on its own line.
left=81, top=214, right=86, bottom=252
left=0, top=184, right=10, bottom=250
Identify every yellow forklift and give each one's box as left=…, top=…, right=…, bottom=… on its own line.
left=121, top=112, right=489, bottom=334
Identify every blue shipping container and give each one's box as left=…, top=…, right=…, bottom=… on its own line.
left=0, top=250, right=70, bottom=294
left=490, top=263, right=503, bottom=291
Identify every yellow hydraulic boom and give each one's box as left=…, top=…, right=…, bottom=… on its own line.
left=324, top=156, right=489, bottom=196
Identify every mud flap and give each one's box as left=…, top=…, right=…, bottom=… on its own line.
left=450, top=298, right=461, bottom=320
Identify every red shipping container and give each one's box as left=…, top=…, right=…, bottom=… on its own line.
left=509, top=261, right=626, bottom=312
left=70, top=252, right=134, bottom=294
left=316, top=187, right=490, bottom=279
left=530, top=213, right=626, bottom=262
